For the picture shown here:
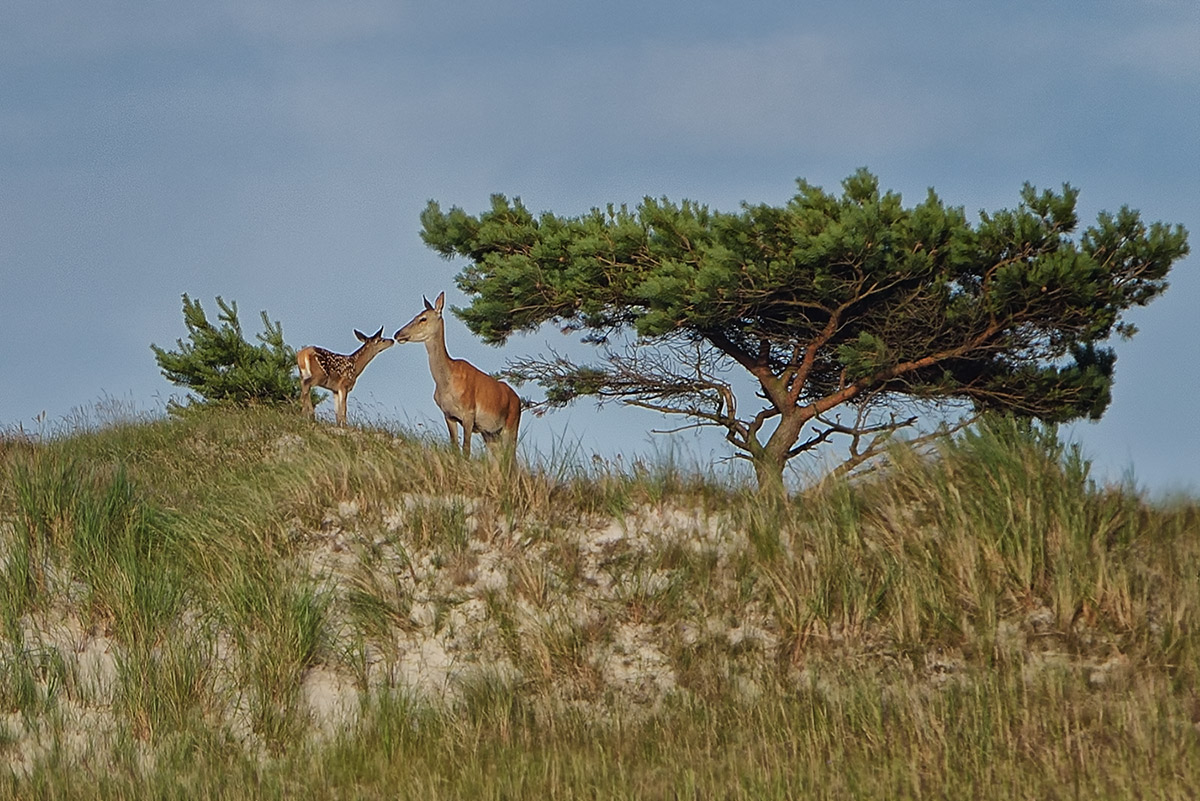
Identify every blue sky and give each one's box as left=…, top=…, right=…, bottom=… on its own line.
left=3, top=1, right=1197, bottom=493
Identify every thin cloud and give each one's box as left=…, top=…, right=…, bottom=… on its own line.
left=1111, top=20, right=1200, bottom=81
left=217, top=0, right=405, bottom=47
left=626, top=32, right=969, bottom=158
left=0, top=0, right=405, bottom=64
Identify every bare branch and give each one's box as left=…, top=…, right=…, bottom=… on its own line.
left=506, top=339, right=760, bottom=455
left=820, top=412, right=982, bottom=485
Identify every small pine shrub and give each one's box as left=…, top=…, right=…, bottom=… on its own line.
left=151, top=294, right=304, bottom=413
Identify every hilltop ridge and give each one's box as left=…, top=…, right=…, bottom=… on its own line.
left=1, top=408, right=1197, bottom=798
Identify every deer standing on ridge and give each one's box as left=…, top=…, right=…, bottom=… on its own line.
left=393, top=292, right=521, bottom=458
left=297, top=327, right=394, bottom=426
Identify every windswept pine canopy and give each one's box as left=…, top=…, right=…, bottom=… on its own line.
left=421, top=170, right=1189, bottom=488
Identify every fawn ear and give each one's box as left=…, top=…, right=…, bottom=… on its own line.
left=434, top=291, right=446, bottom=312
left=355, top=329, right=367, bottom=342
left=372, top=326, right=385, bottom=339
left=423, top=295, right=434, bottom=311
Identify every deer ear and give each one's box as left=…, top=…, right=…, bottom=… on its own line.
left=355, top=329, right=368, bottom=342
left=434, top=292, right=445, bottom=312
left=423, top=295, right=434, bottom=311
left=372, top=326, right=384, bottom=339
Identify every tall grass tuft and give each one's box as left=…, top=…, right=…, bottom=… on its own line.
left=5, top=451, right=182, bottom=644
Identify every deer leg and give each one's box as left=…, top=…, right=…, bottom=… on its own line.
left=336, top=389, right=348, bottom=426
left=445, top=417, right=461, bottom=453
left=490, top=427, right=515, bottom=470
left=460, top=410, right=475, bottom=458
left=301, top=377, right=314, bottom=418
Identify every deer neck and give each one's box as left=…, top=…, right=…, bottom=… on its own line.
left=350, top=343, right=382, bottom=377
left=423, top=322, right=455, bottom=388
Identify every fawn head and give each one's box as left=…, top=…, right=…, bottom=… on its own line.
left=354, top=326, right=395, bottom=358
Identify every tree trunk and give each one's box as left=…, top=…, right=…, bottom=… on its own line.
left=751, top=454, right=788, bottom=496
left=750, top=409, right=807, bottom=494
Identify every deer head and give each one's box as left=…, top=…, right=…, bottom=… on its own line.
left=393, top=292, right=445, bottom=344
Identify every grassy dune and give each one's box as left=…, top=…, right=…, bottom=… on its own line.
left=0, top=408, right=1197, bottom=799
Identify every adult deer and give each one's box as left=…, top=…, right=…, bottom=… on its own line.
left=394, top=292, right=521, bottom=458
left=297, top=327, right=394, bottom=426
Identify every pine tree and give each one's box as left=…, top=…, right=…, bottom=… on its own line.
left=151, top=295, right=303, bottom=413
left=420, top=170, right=1189, bottom=490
